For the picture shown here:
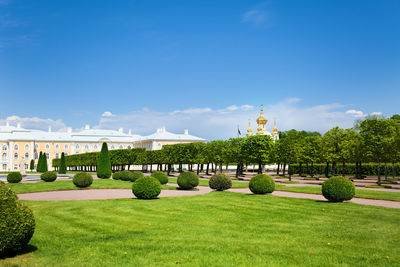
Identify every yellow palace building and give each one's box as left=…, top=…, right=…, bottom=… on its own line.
left=0, top=123, right=205, bottom=172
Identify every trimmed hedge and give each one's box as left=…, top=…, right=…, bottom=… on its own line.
left=289, top=163, right=400, bottom=176
left=112, top=172, right=121, bottom=180
left=322, top=176, right=356, bottom=202
left=177, top=172, right=199, bottom=190
left=249, top=174, right=275, bottom=194
left=209, top=173, right=232, bottom=191
left=132, top=177, right=161, bottom=199
left=151, top=171, right=168, bottom=185
left=7, top=172, right=22, bottom=183
left=40, top=171, right=57, bottom=182
left=73, top=173, right=93, bottom=188
left=0, top=181, right=35, bottom=257
left=119, top=170, right=134, bottom=181
left=131, top=172, right=144, bottom=182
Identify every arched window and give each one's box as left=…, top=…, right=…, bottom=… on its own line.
left=55, top=153, right=60, bottom=159
left=111, top=145, right=115, bottom=150
left=25, top=144, right=29, bottom=151
left=14, top=153, right=18, bottom=159
left=25, top=152, right=29, bottom=159
left=45, top=153, right=50, bottom=159
left=2, top=145, right=7, bottom=151
left=45, top=144, right=50, bottom=150
left=55, top=144, right=59, bottom=150
left=2, top=153, right=7, bottom=160
left=94, top=145, right=98, bottom=150
left=14, top=144, right=18, bottom=150
left=85, top=144, right=89, bottom=150
left=119, top=145, right=123, bottom=149
left=64, top=144, right=69, bottom=149
left=64, top=152, right=69, bottom=156
left=34, top=152, right=38, bottom=159
left=76, top=144, right=80, bottom=149
left=35, top=144, right=39, bottom=149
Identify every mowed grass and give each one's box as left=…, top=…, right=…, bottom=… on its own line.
left=7, top=179, right=176, bottom=194
left=1, top=192, right=399, bottom=266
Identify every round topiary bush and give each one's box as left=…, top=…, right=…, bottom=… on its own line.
left=0, top=181, right=35, bottom=257
left=131, top=172, right=144, bottom=182
left=209, top=173, right=232, bottom=191
left=151, top=171, right=168, bottom=185
left=72, top=172, right=93, bottom=188
left=40, top=171, right=57, bottom=182
left=249, top=174, right=275, bottom=194
left=7, top=172, right=22, bottom=183
left=177, top=171, right=199, bottom=190
left=322, top=176, right=356, bottom=202
left=112, top=172, right=121, bottom=180
left=132, top=176, right=161, bottom=199
left=119, top=170, right=134, bottom=181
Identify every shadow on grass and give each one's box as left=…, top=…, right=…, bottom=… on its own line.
left=0, top=244, right=38, bottom=260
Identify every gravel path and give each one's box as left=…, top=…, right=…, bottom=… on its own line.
left=17, top=186, right=400, bottom=209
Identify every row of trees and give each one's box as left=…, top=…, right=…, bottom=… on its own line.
left=52, top=116, right=400, bottom=185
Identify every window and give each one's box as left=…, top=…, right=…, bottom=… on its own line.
left=45, top=144, right=50, bottom=150
left=25, top=164, right=29, bottom=169
left=111, top=145, right=115, bottom=150
left=14, top=144, right=18, bottom=150
left=75, top=152, right=79, bottom=154
left=35, top=144, right=39, bottom=149
left=2, top=164, right=6, bottom=171
left=94, top=145, right=98, bottom=150
left=25, top=152, right=29, bottom=159
left=64, top=152, right=68, bottom=156
left=14, top=164, right=18, bottom=170
left=14, top=153, right=18, bottom=160
left=119, top=145, right=123, bottom=149
left=2, top=153, right=6, bottom=160
left=76, top=144, right=80, bottom=149
left=55, top=144, right=59, bottom=149
left=45, top=153, right=50, bottom=159
left=25, top=144, right=29, bottom=151
left=85, top=144, right=89, bottom=150
left=64, top=144, right=69, bottom=149
left=55, top=153, right=60, bottom=159
left=2, top=145, right=7, bottom=151
left=127, top=145, right=131, bottom=149
left=34, top=152, right=38, bottom=159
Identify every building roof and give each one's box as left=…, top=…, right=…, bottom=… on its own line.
left=0, top=124, right=205, bottom=143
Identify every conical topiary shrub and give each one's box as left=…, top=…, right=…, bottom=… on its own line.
left=97, top=142, right=111, bottom=178
left=42, top=153, right=48, bottom=172
left=37, top=152, right=43, bottom=172
left=29, top=159, right=34, bottom=171
left=59, top=152, right=67, bottom=174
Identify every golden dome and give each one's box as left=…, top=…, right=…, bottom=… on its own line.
left=256, top=104, right=268, bottom=125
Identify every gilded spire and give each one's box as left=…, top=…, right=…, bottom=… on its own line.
left=273, top=118, right=278, bottom=133
left=247, top=119, right=253, bottom=136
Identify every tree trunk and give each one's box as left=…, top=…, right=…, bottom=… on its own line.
left=288, top=164, right=292, bottom=181
left=306, top=162, right=309, bottom=177
left=219, top=163, right=222, bottom=173
left=235, top=163, right=240, bottom=178
left=206, top=163, right=209, bottom=175
left=310, top=162, right=314, bottom=178
left=377, top=157, right=381, bottom=186
left=214, top=162, right=217, bottom=174
left=360, top=162, right=363, bottom=179
left=167, top=164, right=171, bottom=176
left=197, top=163, right=200, bottom=175
left=258, top=162, right=262, bottom=174
left=392, top=162, right=395, bottom=179
left=299, top=162, right=303, bottom=176
left=283, top=163, right=286, bottom=176
left=277, top=163, right=280, bottom=176
left=325, top=162, right=330, bottom=178
left=332, top=161, right=337, bottom=176
left=384, top=160, right=388, bottom=180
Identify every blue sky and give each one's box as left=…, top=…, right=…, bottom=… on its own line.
left=0, top=0, right=399, bottom=139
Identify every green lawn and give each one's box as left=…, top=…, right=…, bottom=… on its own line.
left=1, top=192, right=399, bottom=266
left=276, top=185, right=400, bottom=202
left=7, top=179, right=176, bottom=194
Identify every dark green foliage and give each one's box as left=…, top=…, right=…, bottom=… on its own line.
left=37, top=152, right=43, bottom=172
left=249, top=174, right=275, bottom=194
left=119, top=170, right=134, bottom=181
left=40, top=153, right=48, bottom=172
left=97, top=143, right=111, bottom=179
left=40, top=171, right=57, bottom=182
left=131, top=177, right=161, bottom=199
left=59, top=152, right=67, bottom=174
left=0, top=181, right=35, bottom=257
left=322, top=176, right=356, bottom=202
left=112, top=172, right=121, bottom=180
left=29, top=160, right=34, bottom=171
left=7, top=172, right=22, bottom=183
left=290, top=163, right=400, bottom=176
left=177, top=171, right=199, bottom=190
left=131, top=172, right=144, bottom=182
left=209, top=173, right=232, bottom=191
left=72, top=173, right=93, bottom=188
left=150, top=171, right=168, bottom=185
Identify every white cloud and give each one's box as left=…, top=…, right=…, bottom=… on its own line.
left=242, top=9, right=266, bottom=24
left=0, top=115, right=67, bottom=131
left=370, top=112, right=383, bottom=116
left=101, top=111, right=114, bottom=117
left=346, top=109, right=365, bottom=118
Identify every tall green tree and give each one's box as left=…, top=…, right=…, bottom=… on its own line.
left=97, top=142, right=111, bottom=178
left=42, top=153, right=48, bottom=172
left=37, top=151, right=43, bottom=172
left=59, top=152, right=67, bottom=174
left=360, top=118, right=396, bottom=185
left=242, top=135, right=273, bottom=174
